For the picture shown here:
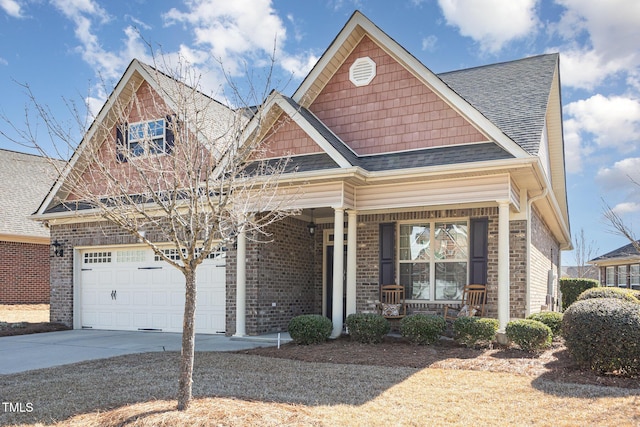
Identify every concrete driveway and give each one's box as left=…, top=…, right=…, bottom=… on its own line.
left=0, top=329, right=288, bottom=374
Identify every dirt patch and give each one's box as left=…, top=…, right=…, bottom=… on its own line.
left=240, top=335, right=640, bottom=390
left=0, top=304, right=68, bottom=337
left=0, top=304, right=49, bottom=323
left=0, top=321, right=69, bottom=337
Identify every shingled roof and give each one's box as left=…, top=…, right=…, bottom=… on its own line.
left=590, top=241, right=640, bottom=263
left=278, top=53, right=558, bottom=173
left=0, top=149, right=61, bottom=239
left=439, top=53, right=558, bottom=156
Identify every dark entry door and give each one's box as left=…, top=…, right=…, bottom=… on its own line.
left=326, top=245, right=347, bottom=321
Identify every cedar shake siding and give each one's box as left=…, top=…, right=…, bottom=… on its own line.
left=310, top=36, right=486, bottom=155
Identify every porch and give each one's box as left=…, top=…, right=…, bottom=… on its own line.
left=229, top=203, right=521, bottom=338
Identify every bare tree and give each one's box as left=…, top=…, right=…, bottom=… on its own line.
left=572, top=227, right=599, bottom=278
left=1, top=55, right=299, bottom=410
left=603, top=198, right=640, bottom=253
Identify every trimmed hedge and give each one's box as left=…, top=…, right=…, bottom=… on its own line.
left=288, top=314, right=333, bottom=345
left=453, top=317, right=498, bottom=348
left=562, top=298, right=640, bottom=376
left=400, top=314, right=445, bottom=345
left=559, top=278, right=599, bottom=309
left=345, top=313, right=390, bottom=344
left=526, top=311, right=563, bottom=337
left=576, top=287, right=640, bottom=304
left=505, top=319, right=552, bottom=352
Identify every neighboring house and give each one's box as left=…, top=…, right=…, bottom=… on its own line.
left=0, top=149, right=60, bottom=304
left=33, top=11, right=571, bottom=336
left=589, top=242, right=640, bottom=289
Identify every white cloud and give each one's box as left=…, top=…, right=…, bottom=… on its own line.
left=564, top=94, right=640, bottom=153
left=552, top=0, right=640, bottom=90
left=597, top=158, right=640, bottom=215
left=0, top=0, right=23, bottom=18
left=163, top=0, right=317, bottom=86
left=597, top=157, right=640, bottom=188
left=438, top=0, right=539, bottom=53
left=50, top=0, right=134, bottom=80
left=280, top=52, right=319, bottom=80
left=559, top=49, right=633, bottom=91
left=421, top=35, right=438, bottom=52
left=611, top=202, right=640, bottom=215
left=562, top=117, right=588, bottom=174
left=164, top=0, right=287, bottom=75
left=0, top=57, right=8, bottom=66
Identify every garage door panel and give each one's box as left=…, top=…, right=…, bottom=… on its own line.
left=152, top=291, right=167, bottom=306
left=116, top=312, right=131, bottom=327
left=80, top=247, right=226, bottom=334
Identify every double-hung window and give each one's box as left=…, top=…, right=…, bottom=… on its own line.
left=630, top=264, right=640, bottom=290
left=128, top=119, right=167, bottom=157
left=617, top=265, right=628, bottom=288
left=605, top=266, right=615, bottom=286
left=399, top=221, right=468, bottom=301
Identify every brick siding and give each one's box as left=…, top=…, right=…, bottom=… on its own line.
left=0, top=241, right=50, bottom=304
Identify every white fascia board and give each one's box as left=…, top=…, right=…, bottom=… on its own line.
left=37, top=60, right=146, bottom=215
left=293, top=11, right=530, bottom=160
left=274, top=96, right=352, bottom=168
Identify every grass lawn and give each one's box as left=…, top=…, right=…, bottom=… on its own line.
left=1, top=305, right=638, bottom=426
left=1, top=351, right=639, bottom=426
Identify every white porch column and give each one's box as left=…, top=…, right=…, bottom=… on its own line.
left=332, top=208, right=345, bottom=338
left=346, top=210, right=358, bottom=318
left=498, top=200, right=511, bottom=334
left=234, top=229, right=246, bottom=337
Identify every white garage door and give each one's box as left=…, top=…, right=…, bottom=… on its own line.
left=79, top=247, right=226, bottom=334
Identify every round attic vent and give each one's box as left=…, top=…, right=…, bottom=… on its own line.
left=349, top=57, right=376, bottom=87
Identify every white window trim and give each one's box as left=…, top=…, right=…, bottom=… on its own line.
left=397, top=219, right=470, bottom=303
left=127, top=118, right=167, bottom=157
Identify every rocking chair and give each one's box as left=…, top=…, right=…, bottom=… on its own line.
left=379, top=284, right=407, bottom=319
left=443, top=284, right=487, bottom=321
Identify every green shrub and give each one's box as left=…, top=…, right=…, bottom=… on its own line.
left=576, top=287, right=640, bottom=304
left=288, top=314, right=333, bottom=345
left=562, top=298, right=640, bottom=376
left=505, top=319, right=552, bottom=352
left=559, top=278, right=599, bottom=309
left=526, top=311, right=563, bottom=337
left=400, top=314, right=446, bottom=345
left=345, top=313, right=390, bottom=344
left=453, top=317, right=498, bottom=348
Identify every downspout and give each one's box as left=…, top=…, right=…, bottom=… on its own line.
left=526, top=188, right=548, bottom=316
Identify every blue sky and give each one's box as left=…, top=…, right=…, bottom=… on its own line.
left=1, top=0, right=639, bottom=264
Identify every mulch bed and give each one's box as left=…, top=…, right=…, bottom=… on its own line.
left=0, top=321, right=70, bottom=337
left=240, top=335, right=640, bottom=390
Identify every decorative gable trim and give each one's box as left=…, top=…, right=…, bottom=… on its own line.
left=349, top=57, right=376, bottom=86
left=293, top=11, right=530, bottom=160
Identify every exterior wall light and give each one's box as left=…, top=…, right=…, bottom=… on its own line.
left=51, top=240, right=64, bottom=257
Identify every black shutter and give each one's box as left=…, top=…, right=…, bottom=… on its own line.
left=116, top=123, right=128, bottom=163
left=165, top=115, right=175, bottom=154
left=469, top=217, right=489, bottom=284
left=379, top=223, right=395, bottom=285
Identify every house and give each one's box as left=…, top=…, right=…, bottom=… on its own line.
left=0, top=149, right=60, bottom=304
left=33, top=11, right=571, bottom=336
left=589, top=242, right=640, bottom=289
